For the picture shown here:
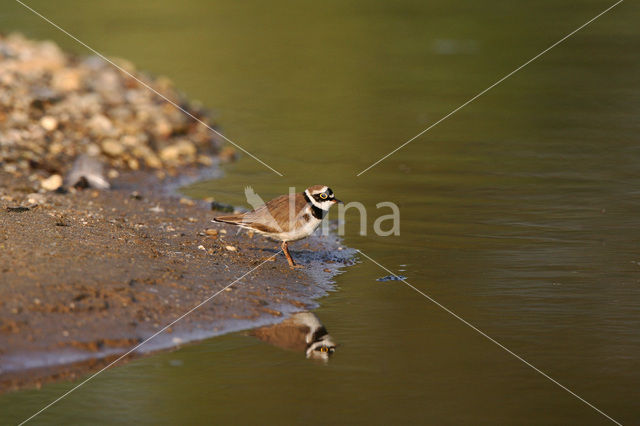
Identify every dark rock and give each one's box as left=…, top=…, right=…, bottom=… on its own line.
left=211, top=201, right=235, bottom=213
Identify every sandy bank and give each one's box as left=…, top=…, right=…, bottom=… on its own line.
left=0, top=34, right=353, bottom=393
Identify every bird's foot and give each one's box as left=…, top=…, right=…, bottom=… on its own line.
left=289, top=264, right=305, bottom=269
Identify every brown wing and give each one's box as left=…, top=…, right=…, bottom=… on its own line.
left=213, top=212, right=280, bottom=234
left=218, top=193, right=307, bottom=234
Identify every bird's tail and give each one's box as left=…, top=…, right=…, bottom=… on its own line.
left=212, top=215, right=246, bottom=225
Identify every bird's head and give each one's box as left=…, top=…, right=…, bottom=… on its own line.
left=305, top=185, right=342, bottom=211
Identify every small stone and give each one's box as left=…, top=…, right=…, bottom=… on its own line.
left=211, top=201, right=235, bottom=213
left=153, top=119, right=173, bottom=139
left=159, top=139, right=196, bottom=163
left=219, top=146, right=237, bottom=162
left=127, top=158, right=139, bottom=170
left=86, top=144, right=101, bottom=157
left=87, top=114, right=114, bottom=136
left=225, top=245, right=237, bottom=252
left=197, top=155, right=213, bottom=166
left=27, top=193, right=45, bottom=204
left=179, top=198, right=195, bottom=206
left=49, top=142, right=64, bottom=155
left=41, top=174, right=63, bottom=191
left=159, top=145, right=180, bottom=162
left=121, top=135, right=139, bottom=147
left=101, top=139, right=124, bottom=157
left=39, top=116, right=58, bottom=131
left=204, top=228, right=218, bottom=236
left=51, top=69, right=82, bottom=91
left=198, top=245, right=206, bottom=251
left=144, top=153, right=162, bottom=169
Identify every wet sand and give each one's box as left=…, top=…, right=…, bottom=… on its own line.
left=0, top=33, right=354, bottom=392
left=0, top=170, right=352, bottom=393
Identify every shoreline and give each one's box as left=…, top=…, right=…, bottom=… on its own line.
left=0, top=33, right=355, bottom=393
left=0, top=169, right=354, bottom=393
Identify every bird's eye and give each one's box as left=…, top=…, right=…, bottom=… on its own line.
left=320, top=347, right=328, bottom=352
left=320, top=193, right=328, bottom=199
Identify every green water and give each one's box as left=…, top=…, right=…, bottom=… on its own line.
left=3, top=0, right=640, bottom=424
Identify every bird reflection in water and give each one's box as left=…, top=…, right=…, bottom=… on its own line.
left=249, top=312, right=336, bottom=361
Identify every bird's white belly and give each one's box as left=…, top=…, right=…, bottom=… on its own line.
left=276, top=217, right=322, bottom=242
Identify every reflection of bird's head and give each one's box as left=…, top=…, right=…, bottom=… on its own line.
left=306, top=334, right=336, bottom=361
left=303, top=315, right=336, bottom=361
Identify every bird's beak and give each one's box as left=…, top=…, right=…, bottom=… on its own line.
left=334, top=198, right=343, bottom=204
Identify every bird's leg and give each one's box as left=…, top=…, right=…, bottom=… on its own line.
left=282, top=241, right=303, bottom=269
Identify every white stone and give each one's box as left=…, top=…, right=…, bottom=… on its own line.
left=41, top=174, right=62, bottom=191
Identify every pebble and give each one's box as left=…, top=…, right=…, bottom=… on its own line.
left=101, top=139, right=124, bottom=157
left=159, top=140, right=196, bottom=163
left=27, top=193, right=45, bottom=204
left=211, top=201, right=235, bottom=213
left=39, top=116, right=58, bottom=131
left=0, top=34, right=226, bottom=176
left=127, top=158, right=139, bottom=170
left=41, top=174, right=63, bottom=191
left=225, top=245, right=237, bottom=252
left=218, top=146, right=237, bottom=163
left=87, top=114, right=114, bottom=136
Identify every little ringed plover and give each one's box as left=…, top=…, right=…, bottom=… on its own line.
left=213, top=185, right=341, bottom=268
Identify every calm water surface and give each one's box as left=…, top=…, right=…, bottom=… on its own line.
left=2, top=0, right=640, bottom=424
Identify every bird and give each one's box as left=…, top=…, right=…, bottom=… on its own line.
left=213, top=185, right=342, bottom=268
left=249, top=311, right=336, bottom=361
